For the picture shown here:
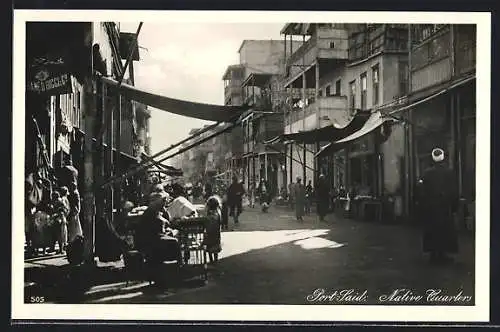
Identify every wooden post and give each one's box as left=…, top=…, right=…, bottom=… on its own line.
left=405, top=24, right=413, bottom=219
left=315, top=60, right=320, bottom=186
left=264, top=153, right=268, bottom=181
left=107, top=85, right=114, bottom=224
left=82, top=75, right=96, bottom=264
left=283, top=33, right=287, bottom=66
left=116, top=94, right=121, bottom=210
left=301, top=35, right=306, bottom=183
left=457, top=92, right=463, bottom=196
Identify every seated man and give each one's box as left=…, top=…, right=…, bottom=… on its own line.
left=134, top=195, right=181, bottom=264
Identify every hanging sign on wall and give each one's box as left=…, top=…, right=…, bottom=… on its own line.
left=27, top=58, right=73, bottom=96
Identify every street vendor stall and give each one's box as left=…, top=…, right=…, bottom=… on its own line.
left=121, top=190, right=211, bottom=286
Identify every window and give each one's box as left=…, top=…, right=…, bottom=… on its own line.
left=349, top=80, right=356, bottom=110
left=318, top=89, right=323, bottom=97
left=372, top=65, right=380, bottom=105
left=360, top=73, right=367, bottom=109
left=325, top=85, right=331, bottom=96
left=329, top=41, right=335, bottom=49
left=335, top=80, right=341, bottom=96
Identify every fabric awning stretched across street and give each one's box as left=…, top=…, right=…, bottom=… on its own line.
left=101, top=76, right=248, bottom=123
left=263, top=110, right=372, bottom=145
left=315, top=111, right=391, bottom=158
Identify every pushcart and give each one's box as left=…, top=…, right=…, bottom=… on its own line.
left=172, top=217, right=208, bottom=283
left=122, top=212, right=209, bottom=286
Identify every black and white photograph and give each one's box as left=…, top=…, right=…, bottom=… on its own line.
left=12, top=10, right=490, bottom=322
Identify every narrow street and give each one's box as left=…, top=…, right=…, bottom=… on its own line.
left=24, top=205, right=474, bottom=305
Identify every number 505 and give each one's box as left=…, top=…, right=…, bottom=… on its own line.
left=30, top=296, right=45, bottom=303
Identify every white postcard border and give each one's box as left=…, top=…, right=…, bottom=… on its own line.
left=12, top=10, right=491, bottom=322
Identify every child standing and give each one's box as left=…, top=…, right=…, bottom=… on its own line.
left=204, top=195, right=222, bottom=264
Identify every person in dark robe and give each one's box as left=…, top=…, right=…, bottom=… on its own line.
left=316, top=174, right=330, bottom=222
left=220, top=193, right=229, bottom=230
left=135, top=194, right=182, bottom=270
left=294, top=177, right=306, bottom=222
left=204, top=181, right=214, bottom=200
left=227, top=175, right=245, bottom=224
left=417, top=148, right=459, bottom=264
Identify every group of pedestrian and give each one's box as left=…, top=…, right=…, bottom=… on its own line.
left=25, top=158, right=84, bottom=258
left=286, top=174, right=330, bottom=223
left=48, top=182, right=83, bottom=254
left=284, top=147, right=460, bottom=265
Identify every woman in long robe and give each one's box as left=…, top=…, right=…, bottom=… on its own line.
left=67, top=182, right=83, bottom=243
left=294, top=177, right=306, bottom=221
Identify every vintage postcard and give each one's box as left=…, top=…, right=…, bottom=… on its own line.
left=12, top=10, right=490, bottom=322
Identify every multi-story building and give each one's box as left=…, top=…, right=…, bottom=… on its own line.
left=241, top=72, right=286, bottom=196
left=223, top=39, right=301, bottom=192
left=280, top=23, right=476, bottom=225
left=281, top=23, right=351, bottom=189
left=282, top=23, right=410, bottom=218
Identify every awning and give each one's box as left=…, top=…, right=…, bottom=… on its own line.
left=101, top=76, right=248, bottom=123
left=315, top=111, right=391, bottom=158
left=267, top=110, right=371, bottom=145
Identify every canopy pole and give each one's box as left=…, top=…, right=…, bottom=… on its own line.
left=155, top=122, right=239, bottom=165
left=101, top=116, right=240, bottom=188
left=117, top=22, right=143, bottom=88
left=100, top=117, right=226, bottom=188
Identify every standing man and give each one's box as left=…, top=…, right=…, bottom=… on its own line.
left=417, top=148, right=459, bottom=264
left=294, top=177, right=306, bottom=222
left=316, top=174, right=330, bottom=222
left=227, top=175, right=245, bottom=224
left=305, top=180, right=313, bottom=215
left=204, top=180, right=213, bottom=201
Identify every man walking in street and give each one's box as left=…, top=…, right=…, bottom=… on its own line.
left=227, top=175, right=245, bottom=224
left=294, top=177, right=305, bottom=222
left=305, top=180, right=313, bottom=215
left=417, top=148, right=459, bottom=264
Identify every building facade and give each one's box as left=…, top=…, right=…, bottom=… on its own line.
left=278, top=23, right=475, bottom=225
left=223, top=39, right=301, bottom=193
left=406, top=24, right=476, bottom=228
left=25, top=22, right=150, bottom=261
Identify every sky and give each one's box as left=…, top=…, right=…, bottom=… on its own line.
left=119, top=22, right=284, bottom=155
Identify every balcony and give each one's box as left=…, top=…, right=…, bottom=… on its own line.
left=284, top=96, right=348, bottom=134
left=224, top=82, right=242, bottom=98
left=244, top=94, right=272, bottom=110
left=410, top=26, right=452, bottom=93
left=285, top=28, right=348, bottom=82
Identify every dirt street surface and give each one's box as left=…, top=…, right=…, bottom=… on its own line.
left=25, top=205, right=474, bottom=305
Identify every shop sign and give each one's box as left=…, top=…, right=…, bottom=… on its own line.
left=27, top=59, right=72, bottom=96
